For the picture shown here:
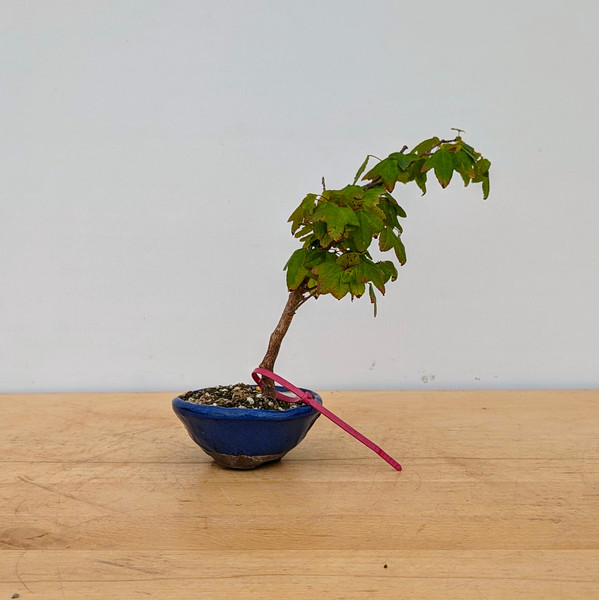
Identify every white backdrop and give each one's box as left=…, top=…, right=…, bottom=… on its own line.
left=1, top=0, right=598, bottom=393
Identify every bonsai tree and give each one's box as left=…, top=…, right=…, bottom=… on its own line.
left=258, top=132, right=491, bottom=400
left=174, top=131, right=492, bottom=469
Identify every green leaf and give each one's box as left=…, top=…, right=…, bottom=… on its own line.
left=411, top=137, right=440, bottom=156
left=314, top=203, right=359, bottom=242
left=298, top=232, right=316, bottom=244
left=380, top=228, right=406, bottom=265
left=476, top=157, right=491, bottom=177
left=311, top=220, right=327, bottom=243
left=288, top=193, right=316, bottom=234
left=294, top=225, right=313, bottom=239
left=392, top=234, right=407, bottom=265
left=457, top=172, right=470, bottom=187
left=379, top=227, right=395, bottom=252
left=408, top=159, right=428, bottom=194
left=377, top=196, right=400, bottom=229
left=356, top=261, right=386, bottom=294
left=427, top=149, right=454, bottom=188
left=364, top=158, right=400, bottom=192
left=482, top=175, right=490, bottom=199
left=336, top=254, right=366, bottom=298
left=311, top=261, right=350, bottom=300
left=284, top=249, right=310, bottom=290
left=472, top=157, right=491, bottom=199
left=337, top=185, right=365, bottom=207
left=336, top=252, right=362, bottom=269
left=389, top=152, right=419, bottom=171
left=461, top=141, right=480, bottom=161
left=350, top=222, right=372, bottom=253
left=452, top=150, right=475, bottom=187
left=351, top=210, right=384, bottom=252
left=362, top=185, right=386, bottom=198
left=387, top=196, right=407, bottom=218
left=394, top=168, right=413, bottom=184
left=353, top=155, right=371, bottom=184
left=303, top=248, right=331, bottom=269
left=362, top=189, right=387, bottom=218
left=453, top=149, right=475, bottom=177
left=378, top=260, right=398, bottom=282
left=348, top=277, right=366, bottom=297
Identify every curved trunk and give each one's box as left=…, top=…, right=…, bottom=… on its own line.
left=259, top=283, right=311, bottom=400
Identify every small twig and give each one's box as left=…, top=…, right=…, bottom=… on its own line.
left=297, top=288, right=318, bottom=308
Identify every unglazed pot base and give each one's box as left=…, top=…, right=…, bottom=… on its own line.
left=204, top=449, right=285, bottom=469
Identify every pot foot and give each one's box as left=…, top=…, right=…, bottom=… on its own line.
left=204, top=449, right=286, bottom=469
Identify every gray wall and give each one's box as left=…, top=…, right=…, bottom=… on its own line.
left=2, top=0, right=598, bottom=392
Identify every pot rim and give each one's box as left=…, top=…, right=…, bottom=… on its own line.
left=172, top=386, right=322, bottom=421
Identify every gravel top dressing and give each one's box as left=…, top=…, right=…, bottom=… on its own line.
left=180, top=383, right=301, bottom=411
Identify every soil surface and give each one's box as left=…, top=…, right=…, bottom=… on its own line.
left=180, top=383, right=301, bottom=411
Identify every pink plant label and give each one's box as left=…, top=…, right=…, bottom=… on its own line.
left=251, top=368, right=402, bottom=471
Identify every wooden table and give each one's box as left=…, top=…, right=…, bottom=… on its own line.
left=1, top=390, right=598, bottom=599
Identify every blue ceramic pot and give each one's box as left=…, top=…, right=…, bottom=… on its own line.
left=172, top=386, right=322, bottom=469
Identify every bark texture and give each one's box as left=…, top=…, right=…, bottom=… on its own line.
left=259, top=282, right=311, bottom=400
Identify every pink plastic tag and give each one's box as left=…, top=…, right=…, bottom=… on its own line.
left=252, top=368, right=402, bottom=471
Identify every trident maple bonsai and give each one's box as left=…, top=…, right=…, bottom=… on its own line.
left=174, top=132, right=491, bottom=468
left=257, top=132, right=491, bottom=400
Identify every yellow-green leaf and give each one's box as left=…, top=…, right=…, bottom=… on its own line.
left=411, top=137, right=440, bottom=156
left=379, top=227, right=395, bottom=252
left=311, top=262, right=350, bottom=300
left=430, top=149, right=454, bottom=188
left=353, top=155, right=371, bottom=184
left=314, top=203, right=359, bottom=241
left=284, top=249, right=310, bottom=290
left=364, top=158, right=400, bottom=192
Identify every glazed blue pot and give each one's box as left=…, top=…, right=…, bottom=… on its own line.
left=172, top=386, right=322, bottom=469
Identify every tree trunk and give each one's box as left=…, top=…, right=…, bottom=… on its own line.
left=259, top=282, right=311, bottom=400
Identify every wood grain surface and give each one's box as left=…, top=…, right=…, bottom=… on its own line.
left=1, top=390, right=598, bottom=599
